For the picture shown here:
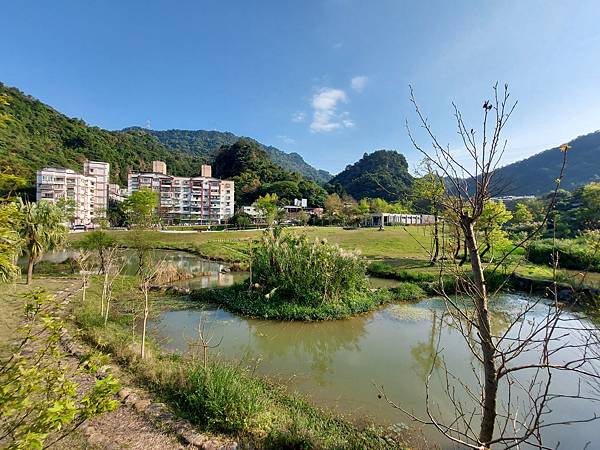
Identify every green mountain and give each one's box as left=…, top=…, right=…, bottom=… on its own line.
left=125, top=128, right=332, bottom=184
left=490, top=130, right=600, bottom=195
left=212, top=139, right=328, bottom=207
left=327, top=150, right=414, bottom=202
left=0, top=83, right=207, bottom=188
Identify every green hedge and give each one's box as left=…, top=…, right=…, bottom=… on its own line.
left=528, top=239, right=600, bottom=272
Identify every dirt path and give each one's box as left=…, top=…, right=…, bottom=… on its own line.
left=4, top=278, right=235, bottom=450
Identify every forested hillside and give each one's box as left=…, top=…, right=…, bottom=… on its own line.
left=492, top=130, right=600, bottom=195
left=328, top=150, right=414, bottom=201
left=127, top=128, right=332, bottom=184
left=212, top=139, right=328, bottom=206
left=0, top=83, right=206, bottom=187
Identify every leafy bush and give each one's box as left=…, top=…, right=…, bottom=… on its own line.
left=528, top=236, right=600, bottom=272
left=0, top=290, right=120, bottom=449
left=252, top=230, right=369, bottom=307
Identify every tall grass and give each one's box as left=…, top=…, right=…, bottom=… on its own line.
left=252, top=230, right=369, bottom=307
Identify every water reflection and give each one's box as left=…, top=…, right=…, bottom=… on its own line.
left=149, top=295, right=600, bottom=449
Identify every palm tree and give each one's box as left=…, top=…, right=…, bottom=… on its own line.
left=0, top=202, right=23, bottom=283
left=18, top=201, right=68, bottom=284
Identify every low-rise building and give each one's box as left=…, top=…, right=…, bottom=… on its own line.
left=362, top=213, right=436, bottom=227
left=128, top=161, right=234, bottom=224
left=109, top=183, right=128, bottom=202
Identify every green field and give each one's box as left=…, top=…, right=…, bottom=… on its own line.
left=70, top=226, right=433, bottom=265
left=69, top=226, right=600, bottom=289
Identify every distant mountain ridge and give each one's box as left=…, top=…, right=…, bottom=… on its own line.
left=490, top=130, right=600, bottom=195
left=124, top=128, right=332, bottom=184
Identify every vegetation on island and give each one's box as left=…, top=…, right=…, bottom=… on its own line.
left=194, top=230, right=425, bottom=320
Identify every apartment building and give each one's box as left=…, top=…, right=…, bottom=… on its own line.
left=36, top=167, right=97, bottom=226
left=83, top=160, right=109, bottom=219
left=36, top=160, right=110, bottom=227
left=128, top=161, right=234, bottom=224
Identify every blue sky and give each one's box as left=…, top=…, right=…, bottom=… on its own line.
left=3, top=0, right=600, bottom=174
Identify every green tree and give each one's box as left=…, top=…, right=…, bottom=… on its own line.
left=0, top=202, right=23, bottom=282
left=512, top=203, right=533, bottom=225
left=255, top=193, right=279, bottom=227
left=296, top=210, right=309, bottom=226
left=412, top=166, right=445, bottom=263
left=577, top=182, right=600, bottom=230
left=324, top=193, right=343, bottom=224
left=0, top=290, right=120, bottom=448
left=477, top=200, right=513, bottom=260
left=369, top=198, right=389, bottom=213
left=18, top=201, right=68, bottom=284
left=79, top=230, right=116, bottom=274
left=122, top=189, right=159, bottom=229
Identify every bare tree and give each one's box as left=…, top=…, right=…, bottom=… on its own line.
left=76, top=249, right=94, bottom=303
left=102, top=247, right=125, bottom=327
left=138, top=256, right=164, bottom=359
left=378, top=84, right=600, bottom=449
left=188, top=313, right=223, bottom=369
left=100, top=245, right=121, bottom=321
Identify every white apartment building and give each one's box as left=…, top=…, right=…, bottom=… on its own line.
left=128, top=161, right=234, bottom=224
left=83, top=161, right=109, bottom=218
left=36, top=167, right=97, bottom=226
left=36, top=160, right=111, bottom=227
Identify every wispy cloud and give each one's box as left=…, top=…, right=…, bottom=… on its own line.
left=277, top=135, right=296, bottom=145
left=310, top=88, right=354, bottom=133
left=351, top=75, right=368, bottom=93
left=291, top=111, right=306, bottom=123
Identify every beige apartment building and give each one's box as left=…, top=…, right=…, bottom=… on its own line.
left=128, top=161, right=234, bottom=224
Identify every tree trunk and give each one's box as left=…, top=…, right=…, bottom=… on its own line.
left=462, top=219, right=497, bottom=448
left=141, top=289, right=149, bottom=359
left=26, top=256, right=35, bottom=285
left=430, top=215, right=440, bottom=264
left=453, top=228, right=461, bottom=260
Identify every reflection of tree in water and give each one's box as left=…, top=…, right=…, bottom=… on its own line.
left=409, top=297, right=530, bottom=383
left=410, top=310, right=443, bottom=382
left=246, top=315, right=369, bottom=385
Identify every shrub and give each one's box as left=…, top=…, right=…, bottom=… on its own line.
left=167, top=362, right=268, bottom=433
left=528, top=236, right=600, bottom=272
left=252, top=230, right=369, bottom=307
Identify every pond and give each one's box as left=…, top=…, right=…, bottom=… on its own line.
left=21, top=248, right=248, bottom=288
left=149, top=295, right=600, bottom=449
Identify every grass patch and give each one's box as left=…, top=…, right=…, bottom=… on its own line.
left=192, top=282, right=424, bottom=321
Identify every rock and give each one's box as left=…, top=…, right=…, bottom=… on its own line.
left=202, top=440, right=221, bottom=450
left=124, top=393, right=139, bottom=406
left=118, top=388, right=132, bottom=400
left=133, top=399, right=151, bottom=412
left=145, top=402, right=167, bottom=417
left=181, top=432, right=208, bottom=447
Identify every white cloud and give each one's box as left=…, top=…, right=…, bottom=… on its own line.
left=351, top=75, right=368, bottom=93
left=291, top=111, right=306, bottom=123
left=310, top=88, right=354, bottom=133
left=277, top=135, right=296, bottom=144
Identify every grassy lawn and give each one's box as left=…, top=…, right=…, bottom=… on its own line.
left=69, top=226, right=433, bottom=265
left=68, top=226, right=600, bottom=289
